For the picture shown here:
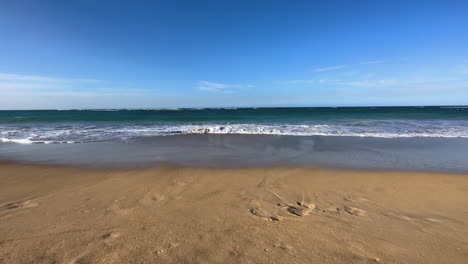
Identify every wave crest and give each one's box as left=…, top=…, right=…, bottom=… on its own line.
left=2, top=120, right=468, bottom=144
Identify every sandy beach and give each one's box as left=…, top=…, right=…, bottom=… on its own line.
left=2, top=0, right=468, bottom=263
left=1, top=163, right=467, bottom=263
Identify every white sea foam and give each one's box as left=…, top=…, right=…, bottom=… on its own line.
left=1, top=120, right=468, bottom=144
left=0, top=138, right=34, bottom=144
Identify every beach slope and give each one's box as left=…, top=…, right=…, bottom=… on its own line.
left=1, top=164, right=467, bottom=263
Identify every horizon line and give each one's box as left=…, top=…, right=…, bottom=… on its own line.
left=1, top=104, right=467, bottom=111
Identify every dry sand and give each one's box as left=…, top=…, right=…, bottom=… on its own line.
left=1, top=163, right=468, bottom=263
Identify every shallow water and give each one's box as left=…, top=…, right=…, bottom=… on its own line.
left=1, top=135, right=468, bottom=173
left=1, top=106, right=468, bottom=144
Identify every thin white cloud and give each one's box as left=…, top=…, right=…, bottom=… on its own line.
left=287, top=79, right=317, bottom=84
left=312, top=61, right=383, bottom=73
left=344, top=80, right=398, bottom=87
left=197, top=81, right=254, bottom=93
left=0, top=72, right=99, bottom=83
left=0, top=72, right=157, bottom=98
left=286, top=75, right=468, bottom=90
left=0, top=72, right=103, bottom=97
left=0, top=82, right=61, bottom=90
left=360, top=60, right=384, bottom=65
left=314, top=65, right=346, bottom=72
left=343, top=78, right=468, bottom=88
left=288, top=79, right=340, bottom=85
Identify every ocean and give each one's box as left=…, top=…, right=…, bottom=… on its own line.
left=1, top=106, right=467, bottom=144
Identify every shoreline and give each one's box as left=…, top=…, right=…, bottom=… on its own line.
left=2, top=134, right=468, bottom=173
left=1, top=163, right=468, bottom=263
left=1, top=159, right=467, bottom=176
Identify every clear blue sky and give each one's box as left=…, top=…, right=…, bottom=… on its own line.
left=0, top=0, right=467, bottom=109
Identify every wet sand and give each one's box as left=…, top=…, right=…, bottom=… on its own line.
left=1, top=163, right=467, bottom=263
left=2, top=135, right=468, bottom=172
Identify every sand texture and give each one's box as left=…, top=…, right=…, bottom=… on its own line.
left=1, top=164, right=468, bottom=263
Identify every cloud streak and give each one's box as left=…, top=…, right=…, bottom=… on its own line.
left=360, top=60, right=384, bottom=65
left=0, top=72, right=99, bottom=83
left=287, top=79, right=339, bottom=85
left=0, top=72, right=103, bottom=95
left=344, top=79, right=398, bottom=87
left=0, top=72, right=162, bottom=94
left=314, top=65, right=346, bottom=72
left=0, top=74, right=157, bottom=110
left=313, top=60, right=384, bottom=73
left=197, top=81, right=254, bottom=93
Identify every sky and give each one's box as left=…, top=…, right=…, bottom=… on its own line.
left=0, top=0, right=467, bottom=109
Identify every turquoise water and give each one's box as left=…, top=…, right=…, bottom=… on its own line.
left=1, top=106, right=467, bottom=143
left=1, top=106, right=468, bottom=123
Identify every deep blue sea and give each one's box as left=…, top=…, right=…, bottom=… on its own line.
left=1, top=106, right=467, bottom=144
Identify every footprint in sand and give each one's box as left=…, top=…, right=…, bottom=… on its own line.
left=108, top=204, right=133, bottom=216
left=343, top=206, right=367, bottom=216
left=286, top=201, right=316, bottom=217
left=250, top=208, right=281, bottom=221
left=101, top=232, right=121, bottom=240
left=1, top=200, right=38, bottom=210
left=384, top=212, right=413, bottom=221
left=395, top=214, right=412, bottom=221
left=140, top=191, right=166, bottom=206
left=101, top=232, right=121, bottom=246
left=274, top=243, right=296, bottom=254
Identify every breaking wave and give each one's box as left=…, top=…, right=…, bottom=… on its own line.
left=2, top=119, right=468, bottom=144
